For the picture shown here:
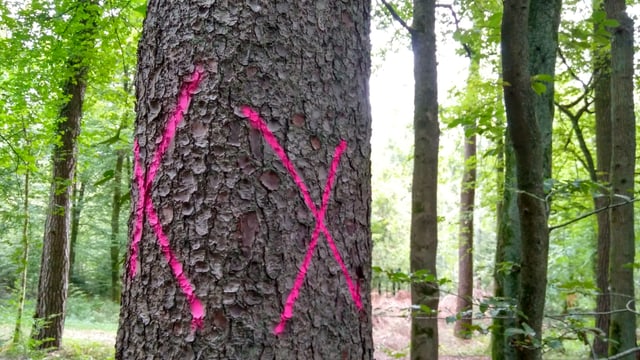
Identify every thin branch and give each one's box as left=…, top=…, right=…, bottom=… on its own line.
left=549, top=197, right=640, bottom=232
left=436, top=3, right=473, bottom=58
left=598, top=347, right=640, bottom=360
left=379, top=0, right=414, bottom=33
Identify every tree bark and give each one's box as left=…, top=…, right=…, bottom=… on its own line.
left=116, top=1, right=373, bottom=358
left=410, top=0, right=440, bottom=359
left=605, top=1, right=636, bottom=358
left=32, top=0, right=99, bottom=349
left=502, top=1, right=550, bottom=359
left=491, top=134, right=521, bottom=360
left=593, top=1, right=612, bottom=355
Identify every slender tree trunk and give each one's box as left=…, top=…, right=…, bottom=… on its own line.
left=110, top=150, right=125, bottom=302
left=454, top=131, right=475, bottom=339
left=605, top=1, right=636, bottom=357
left=69, top=178, right=84, bottom=281
left=116, top=1, right=373, bottom=358
left=12, top=169, right=30, bottom=345
left=410, top=0, right=440, bottom=358
left=32, top=0, right=99, bottom=349
left=502, top=2, right=550, bottom=359
left=592, top=2, right=612, bottom=355
left=454, top=60, right=479, bottom=340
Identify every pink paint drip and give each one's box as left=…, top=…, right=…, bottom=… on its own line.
left=241, top=106, right=362, bottom=335
left=128, top=67, right=206, bottom=330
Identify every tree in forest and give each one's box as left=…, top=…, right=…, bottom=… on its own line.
left=378, top=0, right=444, bottom=355
left=116, top=1, right=373, bottom=358
left=553, top=4, right=613, bottom=353
left=604, top=0, right=636, bottom=357
left=501, top=0, right=560, bottom=358
left=379, top=0, right=440, bottom=357
left=408, top=0, right=440, bottom=356
left=452, top=57, right=479, bottom=340
left=592, top=3, right=612, bottom=355
left=32, top=0, right=101, bottom=349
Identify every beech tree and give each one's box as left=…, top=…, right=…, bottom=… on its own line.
left=408, top=0, right=440, bottom=358
left=116, top=1, right=373, bottom=358
left=501, top=0, right=560, bottom=358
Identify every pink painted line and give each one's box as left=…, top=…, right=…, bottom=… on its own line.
left=241, top=106, right=362, bottom=334
left=128, top=140, right=146, bottom=277
left=145, top=198, right=204, bottom=329
left=127, top=67, right=206, bottom=330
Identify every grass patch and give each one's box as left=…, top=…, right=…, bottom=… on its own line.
left=0, top=292, right=117, bottom=360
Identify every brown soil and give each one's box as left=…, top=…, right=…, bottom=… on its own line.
left=372, top=290, right=490, bottom=360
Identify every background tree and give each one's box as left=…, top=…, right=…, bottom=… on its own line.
left=501, top=0, right=556, bottom=358
left=32, top=0, right=101, bottom=349
left=408, top=0, right=440, bottom=358
left=592, top=2, right=612, bottom=354
left=605, top=0, right=636, bottom=357
left=454, top=59, right=478, bottom=340
left=116, top=1, right=373, bottom=358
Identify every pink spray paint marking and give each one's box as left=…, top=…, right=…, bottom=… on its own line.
left=241, top=106, right=363, bottom=335
left=128, top=67, right=206, bottom=330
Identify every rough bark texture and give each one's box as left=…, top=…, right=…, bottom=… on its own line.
left=502, top=1, right=550, bottom=359
left=116, top=1, right=373, bottom=359
left=605, top=1, right=636, bottom=357
left=110, top=150, right=125, bottom=302
left=491, top=134, right=521, bottom=360
left=592, top=2, right=612, bottom=354
left=410, top=0, right=439, bottom=359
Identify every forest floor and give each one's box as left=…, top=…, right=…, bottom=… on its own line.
left=0, top=291, right=493, bottom=359
left=372, top=290, right=490, bottom=360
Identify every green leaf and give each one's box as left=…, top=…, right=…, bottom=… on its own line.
left=532, top=81, right=547, bottom=95
left=133, top=4, right=147, bottom=16
left=532, top=73, right=554, bottom=82
left=603, top=19, right=620, bottom=28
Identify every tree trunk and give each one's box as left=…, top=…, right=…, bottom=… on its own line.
left=32, top=0, right=99, bottom=350
left=410, top=0, right=440, bottom=359
left=116, top=1, right=373, bottom=358
left=528, top=0, right=561, bottom=181
left=605, top=1, right=636, bottom=358
left=592, top=2, right=612, bottom=355
left=110, top=150, right=125, bottom=302
left=454, top=60, right=479, bottom=340
left=491, top=133, right=521, bottom=360
left=502, top=1, right=550, bottom=359
left=454, top=131, right=475, bottom=339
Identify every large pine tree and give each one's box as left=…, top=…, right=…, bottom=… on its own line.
left=116, top=2, right=373, bottom=358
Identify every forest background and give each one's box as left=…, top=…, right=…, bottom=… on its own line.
left=0, top=0, right=639, bottom=359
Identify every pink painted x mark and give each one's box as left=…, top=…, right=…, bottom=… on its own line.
left=129, top=67, right=205, bottom=330
left=241, top=107, right=363, bottom=334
